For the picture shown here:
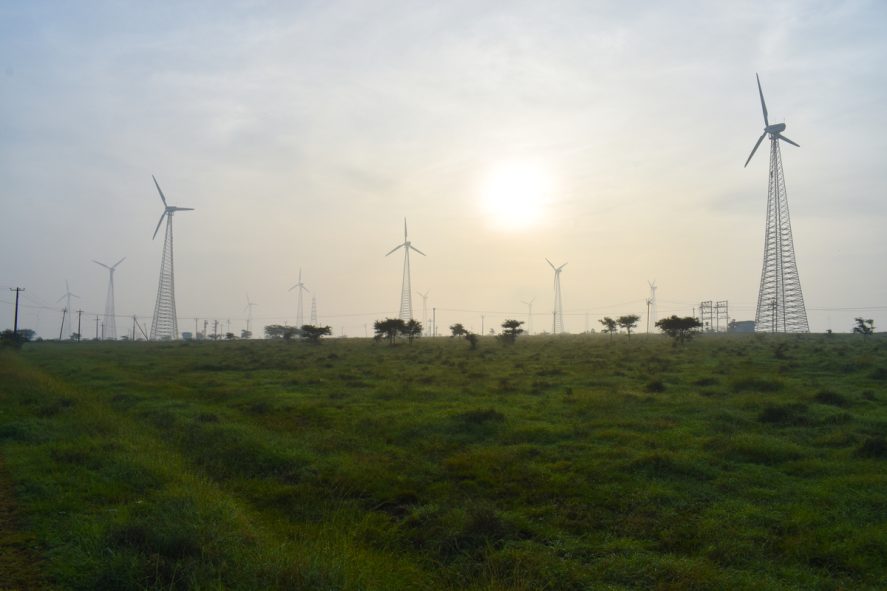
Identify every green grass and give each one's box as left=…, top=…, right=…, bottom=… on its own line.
left=1, top=333, right=886, bottom=589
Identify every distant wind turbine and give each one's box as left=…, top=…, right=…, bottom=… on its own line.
left=150, top=175, right=194, bottom=340
left=546, top=258, right=567, bottom=334
left=416, top=289, right=430, bottom=333
left=289, top=268, right=310, bottom=328
left=244, top=293, right=257, bottom=336
left=56, top=280, right=79, bottom=339
left=386, top=218, right=425, bottom=321
left=93, top=257, right=125, bottom=339
left=521, top=297, right=535, bottom=335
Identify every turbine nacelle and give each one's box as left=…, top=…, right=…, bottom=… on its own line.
left=151, top=176, right=194, bottom=239
left=744, top=73, right=800, bottom=168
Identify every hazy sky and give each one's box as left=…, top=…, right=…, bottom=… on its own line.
left=2, top=0, right=886, bottom=338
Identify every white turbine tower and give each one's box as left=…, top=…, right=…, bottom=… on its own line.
left=521, top=297, right=535, bottom=335
left=546, top=258, right=567, bottom=334
left=289, top=268, right=309, bottom=328
left=386, top=218, right=425, bottom=321
left=416, top=290, right=430, bottom=333
left=244, top=293, right=257, bottom=337
left=93, top=258, right=125, bottom=340
left=56, top=280, right=79, bottom=339
left=150, top=175, right=194, bottom=340
left=647, top=280, right=657, bottom=333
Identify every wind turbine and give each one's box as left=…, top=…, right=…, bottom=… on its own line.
left=744, top=73, right=809, bottom=333
left=93, top=258, right=125, bottom=340
left=56, top=280, right=79, bottom=339
left=150, top=175, right=194, bottom=340
left=416, top=289, right=430, bottom=333
left=244, top=293, right=257, bottom=337
left=521, top=297, right=535, bottom=335
left=289, top=268, right=310, bottom=328
left=646, top=280, right=657, bottom=333
left=546, top=258, right=567, bottom=334
left=386, top=218, right=425, bottom=321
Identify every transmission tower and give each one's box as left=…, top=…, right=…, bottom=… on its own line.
left=310, top=295, right=317, bottom=325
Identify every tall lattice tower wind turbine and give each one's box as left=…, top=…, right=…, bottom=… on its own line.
left=289, top=268, right=309, bottom=328
left=386, top=218, right=425, bottom=321
left=546, top=258, right=567, bottom=334
left=93, top=257, right=125, bottom=339
left=56, top=280, right=79, bottom=339
left=150, top=176, right=194, bottom=340
left=310, top=295, right=318, bottom=325
left=744, top=73, right=809, bottom=333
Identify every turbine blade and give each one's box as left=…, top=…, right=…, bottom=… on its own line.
left=57, top=293, right=67, bottom=303
left=404, top=217, right=408, bottom=240
left=152, top=212, right=166, bottom=239
left=385, top=243, right=405, bottom=256
left=410, top=244, right=426, bottom=256
left=172, top=207, right=195, bottom=212
left=289, top=284, right=298, bottom=292
left=545, top=258, right=555, bottom=270
left=559, top=263, right=568, bottom=271
left=112, top=257, right=126, bottom=269
left=777, top=133, right=800, bottom=148
left=92, top=259, right=110, bottom=270
left=756, top=73, right=769, bottom=127
left=152, top=175, right=168, bottom=207
left=744, top=132, right=767, bottom=168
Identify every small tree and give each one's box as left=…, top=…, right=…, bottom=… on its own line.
left=301, top=324, right=332, bottom=344
left=374, top=318, right=406, bottom=345
left=853, top=317, right=875, bottom=337
left=240, top=329, right=252, bottom=339
left=404, top=319, right=423, bottom=344
left=450, top=323, right=467, bottom=337
left=599, top=317, right=617, bottom=340
left=617, top=314, right=640, bottom=339
left=500, top=319, right=524, bottom=345
left=655, top=315, right=702, bottom=344
left=466, top=333, right=479, bottom=350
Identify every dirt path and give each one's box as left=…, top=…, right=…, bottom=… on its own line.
left=0, top=453, right=44, bottom=591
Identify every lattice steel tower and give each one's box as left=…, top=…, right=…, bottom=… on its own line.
left=546, top=258, right=567, bottom=334
left=149, top=176, right=194, bottom=340
left=744, top=74, right=808, bottom=333
left=385, top=218, right=425, bottom=321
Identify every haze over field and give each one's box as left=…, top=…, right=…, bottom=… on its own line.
left=2, top=1, right=886, bottom=337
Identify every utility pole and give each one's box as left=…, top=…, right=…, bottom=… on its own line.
left=646, top=298, right=652, bottom=333
left=58, top=307, right=67, bottom=341
left=95, top=316, right=100, bottom=340
left=76, top=309, right=83, bottom=342
left=194, top=318, right=198, bottom=339
left=481, top=315, right=484, bottom=336
left=10, top=287, right=24, bottom=336
left=432, top=307, right=436, bottom=337
left=132, top=315, right=137, bottom=341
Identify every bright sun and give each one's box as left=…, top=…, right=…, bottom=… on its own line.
left=480, top=161, right=553, bottom=231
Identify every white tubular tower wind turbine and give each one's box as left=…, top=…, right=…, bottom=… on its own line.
left=93, top=257, right=125, bottom=340
left=546, top=258, right=567, bottom=334
left=386, top=218, right=425, bottom=322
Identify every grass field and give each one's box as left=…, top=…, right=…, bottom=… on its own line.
left=1, top=333, right=886, bottom=590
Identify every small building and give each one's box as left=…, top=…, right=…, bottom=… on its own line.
left=728, top=320, right=755, bottom=333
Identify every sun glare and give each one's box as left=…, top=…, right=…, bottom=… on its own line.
left=480, top=162, right=553, bottom=231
